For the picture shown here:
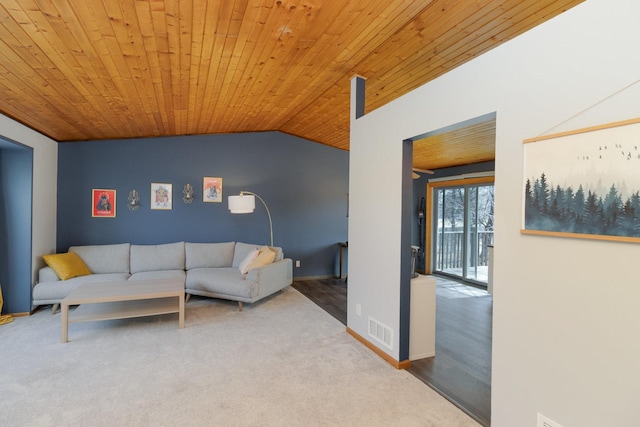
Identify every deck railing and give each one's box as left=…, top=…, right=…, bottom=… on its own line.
left=435, top=230, right=493, bottom=270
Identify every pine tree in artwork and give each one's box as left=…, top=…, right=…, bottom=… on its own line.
left=524, top=179, right=534, bottom=225
left=538, top=173, right=550, bottom=214
left=572, top=185, right=586, bottom=225
left=524, top=173, right=640, bottom=237
left=583, top=191, right=602, bottom=234
left=622, top=199, right=636, bottom=235
left=603, top=184, right=622, bottom=232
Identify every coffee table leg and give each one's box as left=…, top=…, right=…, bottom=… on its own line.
left=178, top=295, right=184, bottom=329
left=61, top=303, right=69, bottom=343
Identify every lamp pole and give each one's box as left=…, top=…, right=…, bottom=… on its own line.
left=240, top=191, right=273, bottom=247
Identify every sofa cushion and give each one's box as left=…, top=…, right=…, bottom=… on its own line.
left=70, top=243, right=131, bottom=274
left=186, top=267, right=258, bottom=299
left=42, top=252, right=91, bottom=280
left=130, top=242, right=185, bottom=274
left=185, top=242, right=235, bottom=270
left=129, top=270, right=186, bottom=282
left=232, top=242, right=283, bottom=268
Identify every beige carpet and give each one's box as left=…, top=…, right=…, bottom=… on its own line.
left=0, top=287, right=478, bottom=426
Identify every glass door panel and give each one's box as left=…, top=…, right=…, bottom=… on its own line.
left=434, top=183, right=494, bottom=286
left=435, top=187, right=465, bottom=277
left=465, top=187, right=479, bottom=281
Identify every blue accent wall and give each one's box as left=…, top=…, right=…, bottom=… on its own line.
left=57, top=132, right=349, bottom=278
left=0, top=142, right=33, bottom=313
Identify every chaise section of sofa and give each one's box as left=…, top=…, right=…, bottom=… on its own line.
left=184, top=242, right=293, bottom=310
left=33, top=243, right=132, bottom=312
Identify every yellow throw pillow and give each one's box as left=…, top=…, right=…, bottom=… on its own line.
left=42, top=252, right=92, bottom=281
left=246, top=246, right=276, bottom=272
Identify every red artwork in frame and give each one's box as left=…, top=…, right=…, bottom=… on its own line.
left=92, top=189, right=116, bottom=218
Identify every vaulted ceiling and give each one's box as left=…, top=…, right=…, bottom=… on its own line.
left=0, top=0, right=582, bottom=170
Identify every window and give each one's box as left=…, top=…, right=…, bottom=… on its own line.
left=428, top=177, right=494, bottom=286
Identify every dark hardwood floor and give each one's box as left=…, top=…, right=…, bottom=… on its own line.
left=292, top=278, right=347, bottom=325
left=410, top=277, right=492, bottom=426
left=292, top=275, right=492, bottom=427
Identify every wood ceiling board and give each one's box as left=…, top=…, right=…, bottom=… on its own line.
left=0, top=0, right=583, bottom=155
left=413, top=118, right=496, bottom=171
left=366, top=0, right=574, bottom=109
left=282, top=0, right=582, bottom=152
left=248, top=1, right=429, bottom=132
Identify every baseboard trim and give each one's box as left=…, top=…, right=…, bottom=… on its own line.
left=346, top=327, right=411, bottom=370
left=6, top=311, right=30, bottom=317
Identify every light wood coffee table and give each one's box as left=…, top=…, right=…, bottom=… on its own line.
left=61, top=278, right=184, bottom=343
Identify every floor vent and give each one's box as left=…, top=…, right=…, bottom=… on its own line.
left=368, top=317, right=393, bottom=350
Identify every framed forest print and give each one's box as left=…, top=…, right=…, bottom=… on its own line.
left=522, top=118, right=640, bottom=243
left=92, top=189, right=116, bottom=218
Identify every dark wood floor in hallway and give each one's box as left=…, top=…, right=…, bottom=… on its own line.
left=292, top=278, right=347, bottom=326
left=292, top=276, right=492, bottom=426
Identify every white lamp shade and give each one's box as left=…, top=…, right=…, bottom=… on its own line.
left=228, top=194, right=255, bottom=213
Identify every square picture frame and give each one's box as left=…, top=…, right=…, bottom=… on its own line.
left=203, top=177, right=222, bottom=203
left=92, top=189, right=116, bottom=218
left=151, top=183, right=172, bottom=210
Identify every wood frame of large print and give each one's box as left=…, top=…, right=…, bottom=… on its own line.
left=522, top=118, right=640, bottom=243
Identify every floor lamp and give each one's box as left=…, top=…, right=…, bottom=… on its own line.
left=228, top=191, right=273, bottom=247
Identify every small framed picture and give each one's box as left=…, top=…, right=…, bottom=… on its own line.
left=92, top=189, right=116, bottom=218
left=203, top=177, right=222, bottom=203
left=151, top=183, right=172, bottom=210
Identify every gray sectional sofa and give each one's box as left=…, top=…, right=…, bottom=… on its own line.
left=34, top=241, right=293, bottom=313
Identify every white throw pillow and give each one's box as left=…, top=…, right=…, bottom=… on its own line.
left=246, top=246, right=276, bottom=272
left=238, top=249, right=259, bottom=274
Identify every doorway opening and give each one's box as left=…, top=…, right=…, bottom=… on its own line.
left=408, top=112, right=496, bottom=426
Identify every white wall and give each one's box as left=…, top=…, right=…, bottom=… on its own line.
left=0, top=114, right=58, bottom=295
left=349, top=1, right=640, bottom=425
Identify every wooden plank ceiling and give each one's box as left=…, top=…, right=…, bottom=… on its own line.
left=0, top=0, right=582, bottom=170
left=414, top=117, right=497, bottom=172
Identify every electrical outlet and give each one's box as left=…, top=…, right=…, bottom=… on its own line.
left=295, top=260, right=300, bottom=267
left=537, top=413, right=563, bottom=427
left=356, top=303, right=362, bottom=316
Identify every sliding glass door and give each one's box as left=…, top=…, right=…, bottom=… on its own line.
left=433, top=181, right=494, bottom=285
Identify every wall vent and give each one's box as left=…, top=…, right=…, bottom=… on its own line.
left=368, top=317, right=393, bottom=350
